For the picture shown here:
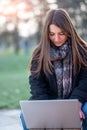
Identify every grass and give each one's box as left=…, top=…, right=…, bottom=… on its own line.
left=0, top=50, right=34, bottom=109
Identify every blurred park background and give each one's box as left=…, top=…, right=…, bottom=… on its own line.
left=0, top=0, right=87, bottom=109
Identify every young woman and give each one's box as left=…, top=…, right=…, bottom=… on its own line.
left=20, top=8, right=87, bottom=130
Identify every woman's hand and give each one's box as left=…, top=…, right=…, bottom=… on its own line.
left=79, top=107, right=85, bottom=119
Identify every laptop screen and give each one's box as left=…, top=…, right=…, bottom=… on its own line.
left=20, top=99, right=81, bottom=129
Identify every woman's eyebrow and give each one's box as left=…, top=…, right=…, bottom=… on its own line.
left=49, top=31, right=54, bottom=33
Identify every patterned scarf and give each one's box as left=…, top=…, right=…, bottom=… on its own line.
left=50, top=40, right=72, bottom=99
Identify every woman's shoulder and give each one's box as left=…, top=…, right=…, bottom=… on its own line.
left=79, top=66, right=87, bottom=76
left=79, top=42, right=87, bottom=60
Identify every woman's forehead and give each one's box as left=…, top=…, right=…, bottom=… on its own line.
left=49, top=24, right=63, bottom=32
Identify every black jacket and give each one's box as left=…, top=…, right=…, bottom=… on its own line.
left=29, top=66, right=87, bottom=104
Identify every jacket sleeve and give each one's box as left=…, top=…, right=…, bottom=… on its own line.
left=70, top=67, right=87, bottom=104
left=29, top=60, right=49, bottom=100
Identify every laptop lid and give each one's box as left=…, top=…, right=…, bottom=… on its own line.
left=20, top=99, right=81, bottom=129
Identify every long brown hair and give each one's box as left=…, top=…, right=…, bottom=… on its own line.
left=30, top=8, right=87, bottom=77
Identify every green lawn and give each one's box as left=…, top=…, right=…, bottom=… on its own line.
left=0, top=53, right=33, bottom=109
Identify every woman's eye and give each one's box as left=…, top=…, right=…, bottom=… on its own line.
left=49, top=33, right=54, bottom=36
left=59, top=32, right=65, bottom=35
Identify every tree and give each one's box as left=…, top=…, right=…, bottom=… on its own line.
left=56, top=0, right=87, bottom=40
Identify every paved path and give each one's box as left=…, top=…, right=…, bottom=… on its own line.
left=0, top=109, right=23, bottom=130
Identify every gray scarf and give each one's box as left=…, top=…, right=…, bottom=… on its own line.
left=50, top=40, right=72, bottom=99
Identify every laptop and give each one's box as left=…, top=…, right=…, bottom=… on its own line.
left=20, top=99, right=81, bottom=129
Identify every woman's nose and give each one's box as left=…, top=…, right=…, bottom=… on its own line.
left=54, top=35, right=59, bottom=42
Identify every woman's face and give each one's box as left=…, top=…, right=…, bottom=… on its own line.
left=49, top=24, right=68, bottom=47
